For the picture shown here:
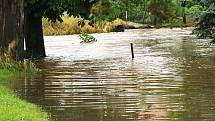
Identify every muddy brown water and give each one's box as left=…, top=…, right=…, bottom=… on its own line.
left=11, top=28, right=215, bottom=121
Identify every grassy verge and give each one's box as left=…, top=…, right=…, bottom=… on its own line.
left=0, top=69, right=16, bottom=81
left=0, top=85, right=49, bottom=121
left=0, top=54, right=50, bottom=121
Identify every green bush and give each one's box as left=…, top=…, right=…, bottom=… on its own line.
left=194, top=2, right=215, bottom=39
left=186, top=5, right=204, bottom=18
left=79, top=32, right=97, bottom=43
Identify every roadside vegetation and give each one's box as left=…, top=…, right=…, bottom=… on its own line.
left=0, top=53, right=49, bottom=121
left=43, top=16, right=127, bottom=36
left=42, top=0, right=206, bottom=36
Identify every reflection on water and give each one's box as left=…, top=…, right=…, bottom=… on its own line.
left=12, top=28, right=215, bottom=121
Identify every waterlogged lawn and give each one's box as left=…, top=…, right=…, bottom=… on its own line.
left=0, top=69, right=16, bottom=81
left=0, top=70, right=50, bottom=121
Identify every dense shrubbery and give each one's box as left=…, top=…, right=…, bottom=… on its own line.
left=186, top=5, right=204, bottom=18
left=43, top=16, right=126, bottom=35
left=41, top=0, right=209, bottom=36
left=194, top=0, right=215, bottom=40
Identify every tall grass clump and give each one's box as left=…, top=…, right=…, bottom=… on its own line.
left=0, top=53, right=40, bottom=74
left=43, top=15, right=127, bottom=36
left=43, top=16, right=83, bottom=35
left=103, top=18, right=126, bottom=32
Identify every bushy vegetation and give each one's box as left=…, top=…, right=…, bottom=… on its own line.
left=79, top=32, right=97, bottom=43
left=42, top=0, right=206, bottom=36
left=90, top=0, right=126, bottom=21
left=92, top=0, right=197, bottom=26
left=193, top=0, right=215, bottom=40
left=43, top=16, right=126, bottom=35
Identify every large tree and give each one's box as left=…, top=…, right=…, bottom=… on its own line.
left=24, top=0, right=95, bottom=58
left=0, top=0, right=24, bottom=60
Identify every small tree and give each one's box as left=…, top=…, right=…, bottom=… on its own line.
left=194, top=0, right=215, bottom=41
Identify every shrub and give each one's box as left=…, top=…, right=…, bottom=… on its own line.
left=103, top=18, right=126, bottom=32
left=81, top=20, right=97, bottom=33
left=194, top=3, right=215, bottom=40
left=186, top=5, right=204, bottom=18
left=43, top=15, right=127, bottom=35
left=79, top=32, right=97, bottom=43
left=43, top=16, right=83, bottom=35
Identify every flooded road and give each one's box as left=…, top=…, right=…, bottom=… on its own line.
left=15, top=28, right=215, bottom=121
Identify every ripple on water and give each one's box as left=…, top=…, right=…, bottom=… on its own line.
left=13, top=29, right=215, bottom=121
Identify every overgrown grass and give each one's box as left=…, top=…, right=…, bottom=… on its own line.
left=0, top=86, right=49, bottom=121
left=43, top=16, right=127, bottom=36
left=0, top=53, right=49, bottom=121
left=0, top=53, right=40, bottom=74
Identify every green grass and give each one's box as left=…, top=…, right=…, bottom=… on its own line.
left=0, top=85, right=49, bottom=121
left=0, top=55, right=50, bottom=121
left=0, top=69, right=16, bottom=81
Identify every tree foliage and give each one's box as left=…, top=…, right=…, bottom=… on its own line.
left=25, top=0, right=96, bottom=21
left=148, top=0, right=173, bottom=24
left=194, top=0, right=215, bottom=39
left=90, top=0, right=126, bottom=21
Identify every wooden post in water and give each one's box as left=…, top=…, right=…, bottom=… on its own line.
left=130, top=43, right=134, bottom=59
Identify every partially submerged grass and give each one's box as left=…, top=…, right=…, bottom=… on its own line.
left=0, top=53, right=40, bottom=74
left=0, top=53, right=49, bottom=121
left=0, top=86, right=49, bottom=121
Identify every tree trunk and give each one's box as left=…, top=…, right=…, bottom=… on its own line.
left=181, top=1, right=187, bottom=24
left=0, top=0, right=24, bottom=61
left=24, top=12, right=46, bottom=58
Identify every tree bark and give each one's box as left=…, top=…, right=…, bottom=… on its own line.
left=24, top=12, right=46, bottom=58
left=0, top=0, right=24, bottom=61
left=181, top=1, right=187, bottom=24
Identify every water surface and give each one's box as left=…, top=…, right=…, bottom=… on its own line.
left=13, top=28, right=215, bottom=121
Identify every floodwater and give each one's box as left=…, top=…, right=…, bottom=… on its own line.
left=13, top=28, right=215, bottom=121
